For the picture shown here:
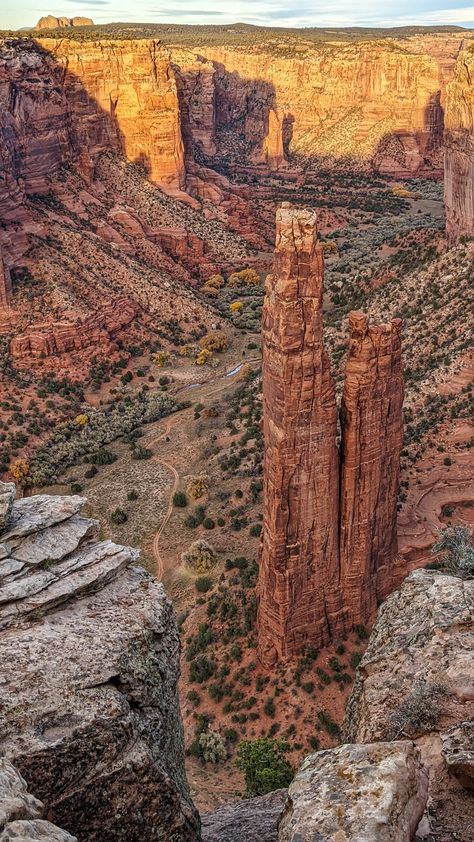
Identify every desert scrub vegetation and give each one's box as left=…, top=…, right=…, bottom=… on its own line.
left=28, top=392, right=183, bottom=486
left=182, top=539, right=218, bottom=573
left=432, top=526, right=474, bottom=577
left=235, top=737, right=294, bottom=796
left=387, top=681, right=448, bottom=739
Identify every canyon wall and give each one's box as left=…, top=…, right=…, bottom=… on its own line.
left=257, top=203, right=342, bottom=667
left=257, top=206, right=405, bottom=664
left=339, top=311, right=405, bottom=626
left=0, top=483, right=199, bottom=840
left=173, top=37, right=463, bottom=175
left=0, top=37, right=184, bottom=259
left=444, top=48, right=474, bottom=241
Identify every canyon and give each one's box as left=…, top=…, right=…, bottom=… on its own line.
left=257, top=205, right=405, bottom=665
left=0, top=18, right=472, bottom=842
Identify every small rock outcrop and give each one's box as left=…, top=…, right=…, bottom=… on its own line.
left=278, top=742, right=428, bottom=842
left=444, top=49, right=474, bottom=242
left=257, top=203, right=342, bottom=666
left=257, top=205, right=405, bottom=664
left=441, top=720, right=474, bottom=790
left=0, top=759, right=75, bottom=841
left=34, top=16, right=93, bottom=30
left=202, top=789, right=286, bottom=842
left=9, top=297, right=137, bottom=361
left=0, top=483, right=199, bottom=840
left=344, top=568, right=474, bottom=839
left=339, top=310, right=405, bottom=626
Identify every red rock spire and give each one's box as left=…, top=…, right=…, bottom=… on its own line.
left=257, top=207, right=405, bottom=665
left=257, top=203, right=341, bottom=667
left=339, top=311, right=405, bottom=622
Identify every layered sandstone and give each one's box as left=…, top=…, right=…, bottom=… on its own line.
left=257, top=203, right=342, bottom=666
left=444, top=49, right=474, bottom=241
left=339, top=311, right=405, bottom=626
left=258, top=206, right=405, bottom=664
left=40, top=38, right=185, bottom=190
left=0, top=37, right=184, bottom=231
left=176, top=36, right=463, bottom=175
left=0, top=484, right=199, bottom=840
left=9, top=297, right=137, bottom=360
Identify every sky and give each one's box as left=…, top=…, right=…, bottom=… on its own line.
left=3, top=0, right=474, bottom=32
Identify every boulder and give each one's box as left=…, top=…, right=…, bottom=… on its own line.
left=0, top=758, right=75, bottom=841
left=278, top=742, right=428, bottom=842
left=202, top=789, right=286, bottom=842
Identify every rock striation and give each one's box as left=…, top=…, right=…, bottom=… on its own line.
left=9, top=296, right=137, bottom=361
left=278, top=741, right=428, bottom=842
left=339, top=310, right=405, bottom=627
left=175, top=35, right=467, bottom=175
left=0, top=759, right=76, bottom=841
left=257, top=205, right=405, bottom=664
left=0, top=482, right=199, bottom=840
left=444, top=48, right=474, bottom=242
left=202, top=789, right=286, bottom=842
left=257, top=203, right=342, bottom=666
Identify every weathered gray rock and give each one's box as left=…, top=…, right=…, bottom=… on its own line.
left=278, top=742, right=428, bottom=842
left=441, top=720, right=474, bottom=790
left=10, top=514, right=98, bottom=565
left=202, top=789, right=286, bottom=842
left=0, top=759, right=75, bottom=841
left=0, top=483, right=15, bottom=532
left=345, top=569, right=474, bottom=743
left=0, top=489, right=199, bottom=841
left=1, top=495, right=85, bottom=542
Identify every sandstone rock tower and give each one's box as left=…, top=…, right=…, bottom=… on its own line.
left=339, top=311, right=404, bottom=626
left=257, top=205, right=405, bottom=665
left=257, top=204, right=342, bottom=667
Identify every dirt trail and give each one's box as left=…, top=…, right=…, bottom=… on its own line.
left=151, top=358, right=261, bottom=580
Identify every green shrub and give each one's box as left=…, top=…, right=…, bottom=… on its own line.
left=235, top=738, right=293, bottom=796
left=195, top=576, right=213, bottom=593
left=110, top=508, right=127, bottom=525
left=173, top=491, right=188, bottom=508
left=127, top=489, right=139, bottom=501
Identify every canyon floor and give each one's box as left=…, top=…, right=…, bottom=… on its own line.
left=16, top=168, right=468, bottom=809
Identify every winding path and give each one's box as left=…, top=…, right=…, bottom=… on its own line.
left=150, top=358, right=261, bottom=580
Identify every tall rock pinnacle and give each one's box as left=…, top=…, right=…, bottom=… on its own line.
left=257, top=206, right=405, bottom=665
left=339, top=311, right=405, bottom=625
left=257, top=203, right=341, bottom=667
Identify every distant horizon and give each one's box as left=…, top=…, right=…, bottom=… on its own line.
left=3, top=2, right=474, bottom=34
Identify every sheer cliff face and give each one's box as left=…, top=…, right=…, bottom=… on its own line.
left=444, top=50, right=474, bottom=242
left=41, top=38, right=185, bottom=189
left=177, top=40, right=450, bottom=174
left=257, top=204, right=341, bottom=667
left=0, top=38, right=184, bottom=229
left=258, top=207, right=405, bottom=665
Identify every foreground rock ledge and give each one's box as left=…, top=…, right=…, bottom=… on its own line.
left=278, top=742, right=428, bottom=842
left=0, top=758, right=76, bottom=841
left=0, top=483, right=199, bottom=841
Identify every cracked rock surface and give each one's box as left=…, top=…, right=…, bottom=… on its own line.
left=0, top=482, right=199, bottom=841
